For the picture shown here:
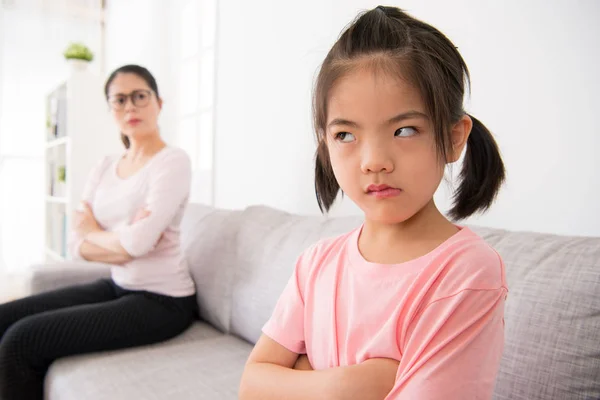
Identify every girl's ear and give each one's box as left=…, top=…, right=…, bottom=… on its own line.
left=448, top=114, right=472, bottom=163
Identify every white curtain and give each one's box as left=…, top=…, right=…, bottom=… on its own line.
left=0, top=0, right=102, bottom=272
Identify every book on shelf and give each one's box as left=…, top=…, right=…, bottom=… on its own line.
left=46, top=84, right=67, bottom=141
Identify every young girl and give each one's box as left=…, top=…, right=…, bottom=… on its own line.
left=240, top=5, right=507, bottom=400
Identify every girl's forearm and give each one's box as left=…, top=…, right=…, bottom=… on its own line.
left=240, top=363, right=338, bottom=400
left=240, top=359, right=397, bottom=400
left=336, top=360, right=398, bottom=400
left=79, top=240, right=132, bottom=265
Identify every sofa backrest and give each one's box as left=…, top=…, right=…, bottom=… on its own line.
left=228, top=205, right=362, bottom=344
left=181, top=204, right=362, bottom=335
left=470, top=226, right=600, bottom=400
left=180, top=204, right=243, bottom=333
left=181, top=204, right=600, bottom=400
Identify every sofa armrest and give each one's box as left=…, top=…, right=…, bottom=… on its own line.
left=29, top=261, right=112, bottom=294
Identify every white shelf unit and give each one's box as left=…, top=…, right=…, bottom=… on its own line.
left=44, top=68, right=121, bottom=262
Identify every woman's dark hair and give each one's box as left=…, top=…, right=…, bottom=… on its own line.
left=313, top=5, right=505, bottom=220
left=104, top=64, right=160, bottom=149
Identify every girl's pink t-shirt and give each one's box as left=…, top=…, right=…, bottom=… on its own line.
left=263, top=226, right=508, bottom=399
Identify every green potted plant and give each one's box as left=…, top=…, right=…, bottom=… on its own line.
left=63, top=42, right=94, bottom=71
left=56, top=165, right=66, bottom=197
left=57, top=166, right=66, bottom=182
left=45, top=114, right=54, bottom=140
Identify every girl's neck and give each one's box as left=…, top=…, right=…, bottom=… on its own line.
left=359, top=200, right=459, bottom=265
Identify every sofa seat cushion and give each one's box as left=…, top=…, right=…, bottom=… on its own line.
left=45, top=322, right=252, bottom=400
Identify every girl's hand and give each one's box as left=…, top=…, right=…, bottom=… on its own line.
left=293, top=354, right=313, bottom=371
left=74, top=202, right=101, bottom=237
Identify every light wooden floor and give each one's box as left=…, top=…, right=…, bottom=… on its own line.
left=0, top=272, right=31, bottom=303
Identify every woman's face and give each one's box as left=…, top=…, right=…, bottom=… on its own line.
left=106, top=72, right=162, bottom=142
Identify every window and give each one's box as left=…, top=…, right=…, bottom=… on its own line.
left=176, top=0, right=217, bottom=205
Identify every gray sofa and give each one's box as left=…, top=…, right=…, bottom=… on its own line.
left=29, top=204, right=600, bottom=399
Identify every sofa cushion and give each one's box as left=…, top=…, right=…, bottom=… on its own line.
left=45, top=322, right=252, bottom=400
left=470, top=227, right=600, bottom=400
left=229, top=205, right=362, bottom=344
left=180, top=204, right=243, bottom=333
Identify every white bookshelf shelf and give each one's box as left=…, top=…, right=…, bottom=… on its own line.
left=43, top=68, right=121, bottom=262
left=46, top=196, right=68, bottom=204
left=46, top=136, right=69, bottom=148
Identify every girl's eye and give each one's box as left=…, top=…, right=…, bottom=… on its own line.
left=394, top=127, right=418, bottom=137
left=335, top=132, right=355, bottom=142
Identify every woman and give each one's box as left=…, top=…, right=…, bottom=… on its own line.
left=0, top=65, right=197, bottom=400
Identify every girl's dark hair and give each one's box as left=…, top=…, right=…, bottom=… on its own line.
left=104, top=64, right=160, bottom=149
left=313, top=5, right=505, bottom=220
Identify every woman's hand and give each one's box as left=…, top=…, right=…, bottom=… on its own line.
left=130, top=208, right=163, bottom=244
left=293, top=354, right=314, bottom=371
left=74, top=202, right=101, bottom=237
left=131, top=208, right=151, bottom=224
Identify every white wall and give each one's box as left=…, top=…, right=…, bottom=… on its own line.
left=213, top=0, right=600, bottom=237
left=104, top=0, right=218, bottom=205
left=104, top=0, right=181, bottom=145
left=0, top=1, right=102, bottom=271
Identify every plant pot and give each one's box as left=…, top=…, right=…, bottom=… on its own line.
left=67, top=58, right=89, bottom=72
